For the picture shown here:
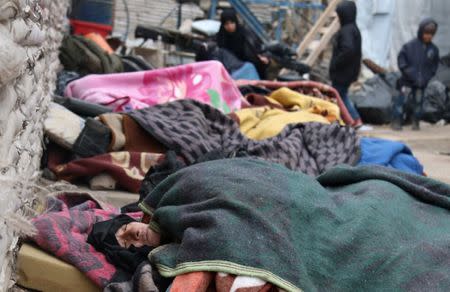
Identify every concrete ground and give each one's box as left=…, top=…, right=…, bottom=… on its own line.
left=360, top=122, right=450, bottom=184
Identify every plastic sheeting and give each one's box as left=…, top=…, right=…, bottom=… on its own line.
left=356, top=0, right=450, bottom=69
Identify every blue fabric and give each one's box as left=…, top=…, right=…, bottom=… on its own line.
left=358, top=137, right=423, bottom=175
left=333, top=83, right=361, bottom=120
left=231, top=62, right=260, bottom=80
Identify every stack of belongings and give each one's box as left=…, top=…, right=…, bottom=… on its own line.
left=19, top=57, right=439, bottom=292
left=422, top=52, right=450, bottom=123
left=56, top=33, right=154, bottom=97
left=350, top=58, right=450, bottom=125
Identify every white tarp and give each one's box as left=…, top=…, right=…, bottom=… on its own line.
left=355, top=0, right=450, bottom=70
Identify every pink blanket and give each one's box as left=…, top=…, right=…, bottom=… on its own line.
left=31, top=193, right=143, bottom=287
left=65, top=61, right=242, bottom=113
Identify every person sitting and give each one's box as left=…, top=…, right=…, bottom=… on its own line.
left=216, top=8, right=269, bottom=79
left=194, top=41, right=260, bottom=80
left=391, top=18, right=440, bottom=131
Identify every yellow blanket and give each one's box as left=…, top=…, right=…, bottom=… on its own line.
left=236, top=87, right=342, bottom=140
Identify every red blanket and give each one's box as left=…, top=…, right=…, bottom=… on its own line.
left=31, top=193, right=142, bottom=287
left=49, top=152, right=162, bottom=193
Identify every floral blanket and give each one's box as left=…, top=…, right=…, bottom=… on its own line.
left=64, top=61, right=242, bottom=113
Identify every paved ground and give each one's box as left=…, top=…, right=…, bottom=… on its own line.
left=360, top=122, right=450, bottom=184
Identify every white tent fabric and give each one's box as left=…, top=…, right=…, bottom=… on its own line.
left=356, top=0, right=450, bottom=70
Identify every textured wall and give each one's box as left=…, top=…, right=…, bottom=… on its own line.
left=113, top=0, right=205, bottom=39
left=0, top=0, right=69, bottom=289
left=112, top=0, right=273, bottom=40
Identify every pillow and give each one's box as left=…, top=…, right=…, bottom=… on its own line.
left=44, top=102, right=85, bottom=149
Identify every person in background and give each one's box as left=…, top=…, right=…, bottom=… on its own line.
left=391, top=18, right=439, bottom=131
left=329, top=0, right=363, bottom=128
left=195, top=41, right=261, bottom=80
left=216, top=8, right=269, bottom=79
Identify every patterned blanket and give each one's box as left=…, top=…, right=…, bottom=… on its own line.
left=31, top=193, right=142, bottom=287
left=48, top=151, right=162, bottom=193
left=128, top=100, right=360, bottom=176
left=64, top=61, right=242, bottom=113
left=169, top=271, right=281, bottom=292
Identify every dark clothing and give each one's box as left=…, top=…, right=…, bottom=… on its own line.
left=392, top=88, right=425, bottom=121
left=72, top=118, right=112, bottom=158
left=329, top=1, right=362, bottom=87
left=216, top=9, right=267, bottom=78
left=195, top=43, right=244, bottom=73
left=333, top=83, right=361, bottom=120
left=87, top=215, right=152, bottom=275
left=393, top=18, right=440, bottom=123
left=398, top=18, right=440, bottom=89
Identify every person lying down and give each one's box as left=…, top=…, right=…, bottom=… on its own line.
left=89, top=157, right=450, bottom=291
left=115, top=219, right=160, bottom=249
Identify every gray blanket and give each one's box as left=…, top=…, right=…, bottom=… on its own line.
left=128, top=100, right=360, bottom=176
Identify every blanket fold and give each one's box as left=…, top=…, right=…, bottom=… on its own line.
left=358, top=137, right=424, bottom=175
left=139, top=158, right=450, bottom=291
left=128, top=100, right=360, bottom=176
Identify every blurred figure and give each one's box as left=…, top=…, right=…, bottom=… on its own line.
left=329, top=0, right=363, bottom=128
left=216, top=8, right=269, bottom=79
left=195, top=41, right=260, bottom=80
left=391, top=18, right=439, bottom=131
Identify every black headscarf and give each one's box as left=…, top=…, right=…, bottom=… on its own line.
left=216, top=8, right=247, bottom=61
left=87, top=214, right=152, bottom=276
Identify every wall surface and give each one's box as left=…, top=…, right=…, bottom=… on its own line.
left=112, top=0, right=273, bottom=40
left=113, top=0, right=205, bottom=40
left=0, top=0, right=69, bottom=289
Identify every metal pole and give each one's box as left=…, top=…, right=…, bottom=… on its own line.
left=177, top=2, right=182, bottom=29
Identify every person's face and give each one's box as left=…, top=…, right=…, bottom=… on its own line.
left=115, top=222, right=160, bottom=248
left=224, top=20, right=237, bottom=33
left=422, top=32, right=434, bottom=43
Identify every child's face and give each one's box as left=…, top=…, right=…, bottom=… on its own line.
left=422, top=33, right=434, bottom=43
left=224, top=21, right=237, bottom=33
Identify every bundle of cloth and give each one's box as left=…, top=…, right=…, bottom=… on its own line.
left=44, top=98, right=361, bottom=191
left=59, top=34, right=123, bottom=75
left=43, top=95, right=424, bottom=194
left=359, top=137, right=424, bottom=175
left=30, top=157, right=450, bottom=291
left=64, top=61, right=243, bottom=112
left=234, top=87, right=344, bottom=140
left=237, top=79, right=355, bottom=125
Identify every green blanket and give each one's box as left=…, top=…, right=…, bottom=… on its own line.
left=140, top=159, right=450, bottom=291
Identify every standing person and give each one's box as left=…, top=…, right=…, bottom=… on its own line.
left=329, top=0, right=363, bottom=128
left=391, top=18, right=439, bottom=131
left=216, top=8, right=269, bottom=79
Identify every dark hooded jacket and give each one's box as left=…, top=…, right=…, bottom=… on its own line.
left=329, top=1, right=362, bottom=86
left=398, top=18, right=440, bottom=89
left=216, top=8, right=267, bottom=78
